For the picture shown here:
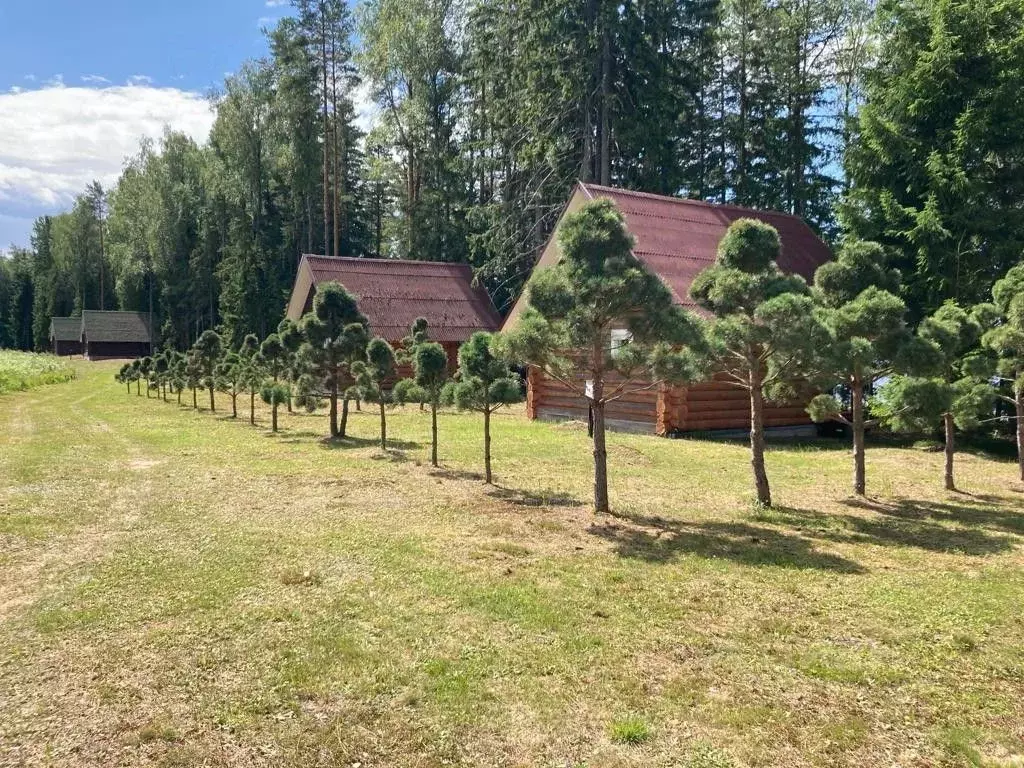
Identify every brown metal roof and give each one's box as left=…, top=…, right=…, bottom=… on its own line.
left=49, top=317, right=81, bottom=342
left=579, top=183, right=833, bottom=311
left=80, top=311, right=152, bottom=343
left=299, top=256, right=502, bottom=343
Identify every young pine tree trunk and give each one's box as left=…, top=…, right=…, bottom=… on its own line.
left=208, top=384, right=215, bottom=413
left=340, top=397, right=349, bottom=438
left=851, top=377, right=866, bottom=496
left=430, top=398, right=439, bottom=467
left=192, top=388, right=197, bottom=410
left=272, top=404, right=278, bottom=433
left=177, top=387, right=182, bottom=406
left=250, top=391, right=256, bottom=425
left=231, top=393, right=237, bottom=419
left=591, top=366, right=610, bottom=514
left=136, top=380, right=141, bottom=396
left=483, top=406, right=493, bottom=484
left=379, top=401, right=387, bottom=450
left=329, top=381, right=339, bottom=437
left=749, top=368, right=772, bottom=507
left=1016, top=388, right=1024, bottom=482
left=126, top=382, right=131, bottom=395
left=943, top=412, right=956, bottom=491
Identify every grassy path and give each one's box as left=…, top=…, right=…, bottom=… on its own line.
left=2, top=361, right=1023, bottom=767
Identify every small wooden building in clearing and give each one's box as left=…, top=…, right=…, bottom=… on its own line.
left=80, top=311, right=153, bottom=360
left=49, top=317, right=83, bottom=356
left=502, top=182, right=834, bottom=436
left=286, top=255, right=502, bottom=370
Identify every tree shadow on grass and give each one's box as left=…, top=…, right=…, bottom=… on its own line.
left=486, top=485, right=585, bottom=509
left=429, top=468, right=486, bottom=482
left=277, top=432, right=423, bottom=451
left=590, top=511, right=866, bottom=573
left=840, top=497, right=1024, bottom=544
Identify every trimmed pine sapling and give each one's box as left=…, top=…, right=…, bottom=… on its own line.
left=806, top=241, right=939, bottom=496
left=258, top=334, right=291, bottom=431
left=690, top=218, right=828, bottom=508
left=442, top=332, right=523, bottom=484
left=395, top=342, right=449, bottom=467
left=977, top=263, right=1024, bottom=481
left=278, top=318, right=304, bottom=414
left=117, top=363, right=132, bottom=394
left=184, top=351, right=203, bottom=410
left=192, top=329, right=223, bottom=412
left=139, top=356, right=153, bottom=398
left=260, top=382, right=290, bottom=433
left=296, top=282, right=369, bottom=438
left=873, top=303, right=994, bottom=491
left=153, top=351, right=170, bottom=401
left=353, top=337, right=398, bottom=450
left=497, top=198, right=703, bottom=514
left=168, top=350, right=186, bottom=405
left=239, top=334, right=262, bottom=425
left=216, top=351, right=244, bottom=418
left=130, top=358, right=143, bottom=395
left=399, top=317, right=431, bottom=411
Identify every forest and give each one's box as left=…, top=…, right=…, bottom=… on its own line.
left=1, top=0, right=1023, bottom=352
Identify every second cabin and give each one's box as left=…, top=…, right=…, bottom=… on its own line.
left=503, top=182, right=834, bottom=436
left=286, top=255, right=502, bottom=371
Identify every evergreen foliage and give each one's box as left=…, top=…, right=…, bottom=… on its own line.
left=498, top=199, right=703, bottom=513
left=443, top=332, right=522, bottom=484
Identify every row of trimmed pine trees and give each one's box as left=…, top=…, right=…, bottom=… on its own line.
left=119, top=200, right=1024, bottom=513
left=117, top=287, right=523, bottom=484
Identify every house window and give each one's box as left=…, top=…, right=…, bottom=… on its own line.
left=610, top=328, right=632, bottom=357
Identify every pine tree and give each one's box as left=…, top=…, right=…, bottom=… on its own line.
left=874, top=303, right=994, bottom=491
left=690, top=218, right=827, bottom=507
left=442, top=332, right=522, bottom=484
left=498, top=199, right=703, bottom=513
left=353, top=337, right=397, bottom=450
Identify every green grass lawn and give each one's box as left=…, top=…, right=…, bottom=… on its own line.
left=2, top=360, right=1023, bottom=767
left=0, top=350, right=75, bottom=393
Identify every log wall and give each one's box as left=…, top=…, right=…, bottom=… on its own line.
left=528, top=367, right=813, bottom=436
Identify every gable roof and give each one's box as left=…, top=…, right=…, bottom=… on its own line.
left=286, top=255, right=502, bottom=343
left=577, top=183, right=833, bottom=312
left=49, top=317, right=81, bottom=342
left=80, top=311, right=152, bottom=343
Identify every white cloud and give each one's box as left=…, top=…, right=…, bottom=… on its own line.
left=0, top=84, right=215, bottom=244
left=127, top=74, right=154, bottom=86
left=81, top=74, right=111, bottom=85
left=352, top=80, right=380, bottom=135
left=265, top=0, right=288, bottom=6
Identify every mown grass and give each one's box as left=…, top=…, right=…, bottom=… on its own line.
left=0, top=349, right=75, bottom=394
left=1, top=360, right=1023, bottom=767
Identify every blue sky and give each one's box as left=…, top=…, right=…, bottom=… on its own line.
left=0, top=0, right=293, bottom=251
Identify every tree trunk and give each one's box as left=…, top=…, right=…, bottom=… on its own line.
left=126, top=382, right=131, bottom=395
left=483, top=407, right=493, bottom=484
left=340, top=397, right=349, bottom=438
left=329, top=380, right=339, bottom=437
left=379, top=401, right=387, bottom=451
left=944, top=412, right=956, bottom=491
left=137, top=380, right=141, bottom=396
left=272, top=404, right=278, bottom=433
left=592, top=397, right=610, bottom=514
left=851, top=377, right=866, bottom=496
left=250, top=391, right=256, bottom=426
left=208, top=384, right=215, bottom=413
left=749, top=370, right=772, bottom=507
left=177, top=388, right=182, bottom=406
left=1016, top=388, right=1024, bottom=482
left=192, top=388, right=197, bottom=410
left=231, top=393, right=237, bottom=419
left=430, top=399, right=438, bottom=467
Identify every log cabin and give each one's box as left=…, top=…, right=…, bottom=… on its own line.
left=285, top=255, right=502, bottom=372
left=502, top=182, right=834, bottom=436
left=80, top=311, right=153, bottom=360
left=49, top=317, right=83, bottom=356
